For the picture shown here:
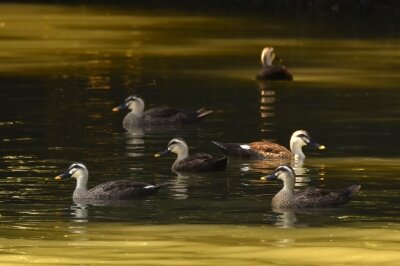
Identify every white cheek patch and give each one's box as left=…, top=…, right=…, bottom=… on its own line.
left=144, top=185, right=154, bottom=189
left=240, top=144, right=251, bottom=150
left=69, top=169, right=75, bottom=175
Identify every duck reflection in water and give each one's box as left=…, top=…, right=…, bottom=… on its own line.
left=273, top=209, right=298, bottom=229
left=124, top=130, right=145, bottom=158
left=258, top=81, right=276, bottom=135
left=168, top=172, right=208, bottom=200
left=71, top=202, right=89, bottom=222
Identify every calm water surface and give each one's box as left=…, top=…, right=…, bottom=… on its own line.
left=0, top=4, right=399, bottom=265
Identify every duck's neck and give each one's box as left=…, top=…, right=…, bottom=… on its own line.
left=175, top=149, right=189, bottom=162
left=130, top=102, right=145, bottom=117
left=290, top=141, right=305, bottom=160
left=262, top=56, right=273, bottom=67
left=273, top=176, right=295, bottom=205
left=73, top=175, right=88, bottom=199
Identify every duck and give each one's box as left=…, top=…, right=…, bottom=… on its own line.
left=256, top=47, right=293, bottom=81
left=212, top=130, right=325, bottom=161
left=54, top=163, right=168, bottom=200
left=112, top=96, right=213, bottom=129
left=261, top=165, right=361, bottom=209
left=154, top=138, right=228, bottom=172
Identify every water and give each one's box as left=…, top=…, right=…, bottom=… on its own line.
left=0, top=3, right=399, bottom=265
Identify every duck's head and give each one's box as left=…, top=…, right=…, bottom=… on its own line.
left=154, top=138, right=189, bottom=159
left=290, top=130, right=325, bottom=151
left=261, top=165, right=295, bottom=184
left=55, top=162, right=89, bottom=182
left=112, top=95, right=145, bottom=113
left=261, top=47, right=276, bottom=67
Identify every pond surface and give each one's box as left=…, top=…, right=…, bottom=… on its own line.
left=0, top=3, right=399, bottom=265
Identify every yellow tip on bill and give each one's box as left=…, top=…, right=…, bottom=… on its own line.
left=112, top=107, right=119, bottom=112
left=260, top=176, right=267, bottom=181
left=154, top=153, right=160, bottom=158
left=54, top=176, right=62, bottom=180
left=319, top=145, right=326, bottom=150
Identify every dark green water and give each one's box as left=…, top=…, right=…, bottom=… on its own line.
left=0, top=4, right=399, bottom=265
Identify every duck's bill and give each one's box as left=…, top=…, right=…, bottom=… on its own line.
left=308, top=140, right=326, bottom=150
left=112, top=103, right=127, bottom=112
left=54, top=172, right=71, bottom=180
left=260, top=173, right=277, bottom=181
left=154, top=149, right=171, bottom=157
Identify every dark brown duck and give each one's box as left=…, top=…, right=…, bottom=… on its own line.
left=154, top=138, right=228, bottom=172
left=256, top=47, right=293, bottom=81
left=112, top=96, right=213, bottom=129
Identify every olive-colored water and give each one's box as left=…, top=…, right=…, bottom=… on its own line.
left=0, top=4, right=399, bottom=265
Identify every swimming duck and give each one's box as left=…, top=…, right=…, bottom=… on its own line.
left=55, top=163, right=168, bottom=200
left=261, top=165, right=361, bottom=209
left=256, top=47, right=293, bottom=81
left=212, top=130, right=325, bottom=161
left=112, top=96, right=213, bottom=129
left=154, top=138, right=228, bottom=172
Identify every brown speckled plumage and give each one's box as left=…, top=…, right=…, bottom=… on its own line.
left=213, top=130, right=325, bottom=161
left=212, top=140, right=292, bottom=160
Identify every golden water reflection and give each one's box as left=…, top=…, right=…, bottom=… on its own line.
left=0, top=223, right=399, bottom=265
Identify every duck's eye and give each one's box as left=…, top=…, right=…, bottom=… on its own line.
left=169, top=141, right=178, bottom=146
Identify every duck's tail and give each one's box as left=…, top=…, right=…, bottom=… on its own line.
left=196, top=107, right=213, bottom=118
left=347, top=184, right=361, bottom=197
left=150, top=182, right=170, bottom=191
left=212, top=157, right=228, bottom=171
left=212, top=141, right=228, bottom=151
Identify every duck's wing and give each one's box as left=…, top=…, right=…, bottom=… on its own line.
left=88, top=180, right=167, bottom=200
left=249, top=141, right=292, bottom=159
left=293, top=185, right=361, bottom=208
left=144, top=107, right=180, bottom=118
left=213, top=140, right=291, bottom=159
left=176, top=154, right=224, bottom=172
left=144, top=107, right=208, bottom=124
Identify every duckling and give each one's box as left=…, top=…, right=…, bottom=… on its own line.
left=261, top=165, right=361, bottom=209
left=256, top=47, right=293, bottom=81
left=112, top=96, right=213, bottom=129
left=154, top=138, right=228, bottom=172
left=55, top=163, right=168, bottom=200
left=212, top=130, right=325, bottom=161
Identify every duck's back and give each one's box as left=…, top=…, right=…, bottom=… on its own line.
left=213, top=140, right=291, bottom=160
left=87, top=180, right=165, bottom=200
left=143, top=107, right=201, bottom=124
left=249, top=141, right=292, bottom=159
left=173, top=153, right=227, bottom=172
left=293, top=185, right=361, bottom=208
left=257, top=65, right=293, bottom=81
